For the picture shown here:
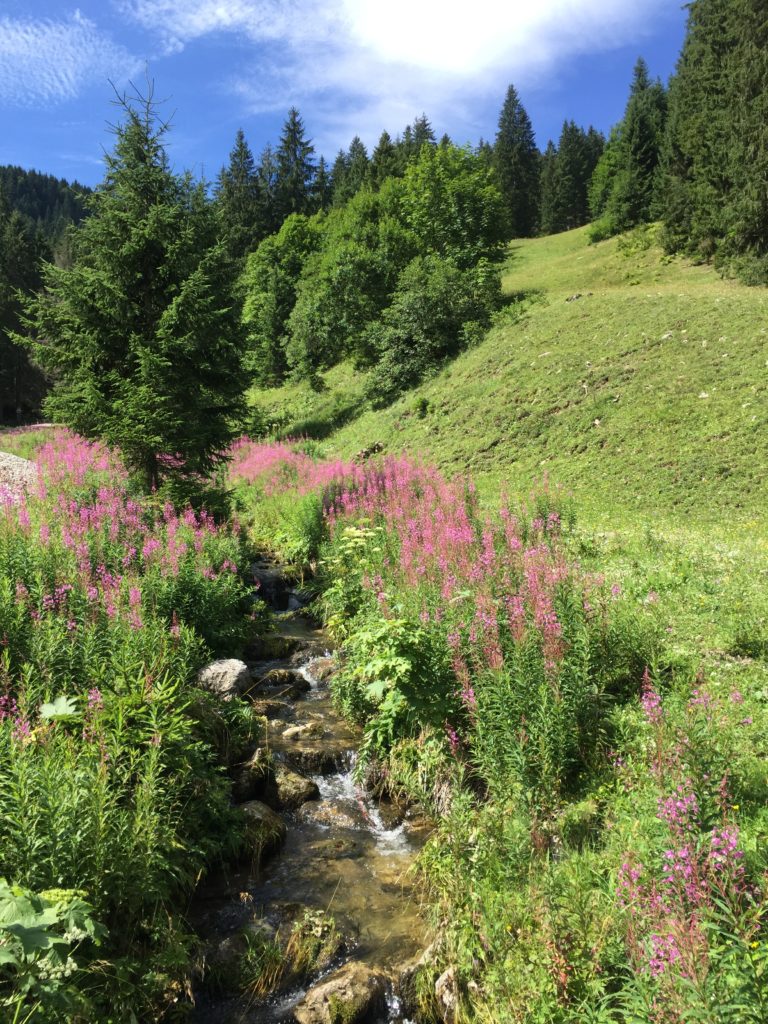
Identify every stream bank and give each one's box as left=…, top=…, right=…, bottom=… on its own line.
left=189, top=560, right=431, bottom=1023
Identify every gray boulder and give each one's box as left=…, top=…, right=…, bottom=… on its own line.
left=196, top=659, right=251, bottom=700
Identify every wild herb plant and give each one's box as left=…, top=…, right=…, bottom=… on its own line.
left=0, top=429, right=260, bottom=1018
left=230, top=438, right=768, bottom=1023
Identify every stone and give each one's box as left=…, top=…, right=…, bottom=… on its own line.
left=239, top=800, right=286, bottom=859
left=395, top=945, right=436, bottom=1020
left=273, top=764, right=319, bottom=809
left=250, top=562, right=291, bottom=610
left=255, top=668, right=312, bottom=699
left=196, top=659, right=251, bottom=700
left=305, top=656, right=336, bottom=683
left=284, top=747, right=349, bottom=775
left=246, top=634, right=303, bottom=661
left=257, top=667, right=302, bottom=689
left=282, top=721, right=325, bottom=742
left=251, top=698, right=294, bottom=720
left=310, top=837, right=363, bottom=860
left=231, top=747, right=272, bottom=803
left=435, top=966, right=459, bottom=1024
left=293, top=961, right=387, bottom=1024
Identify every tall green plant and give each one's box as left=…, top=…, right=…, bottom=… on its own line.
left=19, top=86, right=245, bottom=495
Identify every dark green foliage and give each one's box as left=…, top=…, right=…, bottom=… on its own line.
left=275, top=108, right=316, bottom=222
left=256, top=143, right=281, bottom=237
left=330, top=137, right=370, bottom=206
left=0, top=165, right=90, bottom=243
left=493, top=84, right=540, bottom=237
left=539, top=123, right=604, bottom=235
left=330, top=148, right=350, bottom=206
left=286, top=186, right=413, bottom=376
left=241, top=213, right=325, bottom=384
left=19, top=89, right=246, bottom=495
left=399, top=143, right=507, bottom=267
left=312, top=155, right=332, bottom=211
left=215, top=128, right=263, bottom=262
left=588, top=125, right=622, bottom=220
left=412, top=113, right=437, bottom=150
left=370, top=131, right=400, bottom=188
left=364, top=254, right=501, bottom=405
left=589, top=58, right=667, bottom=239
left=240, top=142, right=504, bottom=400
left=660, top=0, right=768, bottom=281
left=0, top=190, right=49, bottom=422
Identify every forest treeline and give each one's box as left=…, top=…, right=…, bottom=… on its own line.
left=2, top=0, right=767, bottom=425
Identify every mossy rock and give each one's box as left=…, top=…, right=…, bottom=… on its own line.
left=293, top=962, right=387, bottom=1024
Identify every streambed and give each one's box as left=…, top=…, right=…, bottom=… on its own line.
left=190, top=566, right=429, bottom=1022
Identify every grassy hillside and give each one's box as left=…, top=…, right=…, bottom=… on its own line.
left=250, top=224, right=768, bottom=525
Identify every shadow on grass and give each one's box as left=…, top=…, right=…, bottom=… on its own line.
left=276, top=394, right=368, bottom=441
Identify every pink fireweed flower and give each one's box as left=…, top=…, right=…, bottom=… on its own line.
left=87, top=688, right=104, bottom=711
left=641, top=668, right=663, bottom=726
left=648, top=933, right=681, bottom=977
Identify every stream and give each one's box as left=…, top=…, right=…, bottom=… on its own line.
left=189, top=563, right=429, bottom=1022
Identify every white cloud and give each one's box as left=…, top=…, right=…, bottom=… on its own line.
left=0, top=11, right=141, bottom=106
left=118, top=0, right=674, bottom=149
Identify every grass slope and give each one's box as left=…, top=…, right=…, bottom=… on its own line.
left=250, top=225, right=768, bottom=525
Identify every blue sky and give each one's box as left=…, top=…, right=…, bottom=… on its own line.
left=0, top=1, right=688, bottom=187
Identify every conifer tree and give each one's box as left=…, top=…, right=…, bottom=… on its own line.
left=412, top=114, right=436, bottom=150
left=330, top=149, right=350, bottom=206
left=591, top=58, right=666, bottom=237
left=256, top=143, right=280, bottom=237
left=0, top=188, right=48, bottom=421
left=658, top=0, right=768, bottom=279
left=540, top=122, right=604, bottom=234
left=275, top=107, right=315, bottom=222
left=345, top=137, right=370, bottom=196
left=19, top=88, right=245, bottom=494
left=728, top=0, right=768, bottom=268
left=312, top=155, right=332, bottom=211
left=215, top=128, right=262, bottom=261
left=493, top=84, right=540, bottom=237
left=370, top=131, right=399, bottom=187
left=538, top=141, right=559, bottom=236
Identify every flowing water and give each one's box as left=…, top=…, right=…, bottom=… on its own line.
left=190, top=570, right=429, bottom=1022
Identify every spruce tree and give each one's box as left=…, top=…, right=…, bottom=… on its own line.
left=275, top=108, right=315, bottom=222
left=538, top=141, right=560, bottom=236
left=728, top=0, right=768, bottom=268
left=493, top=84, right=540, bottom=237
left=592, top=58, right=667, bottom=237
left=0, top=188, right=48, bottom=421
left=330, top=149, right=350, bottom=206
left=412, top=114, right=436, bottom=150
left=370, top=131, right=400, bottom=188
left=659, top=2, right=753, bottom=264
left=345, top=137, right=370, bottom=196
left=19, top=88, right=245, bottom=494
left=215, top=128, right=262, bottom=261
left=540, top=122, right=604, bottom=234
left=609, top=59, right=667, bottom=231
left=312, top=155, right=332, bottom=211
left=256, top=143, right=280, bottom=237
